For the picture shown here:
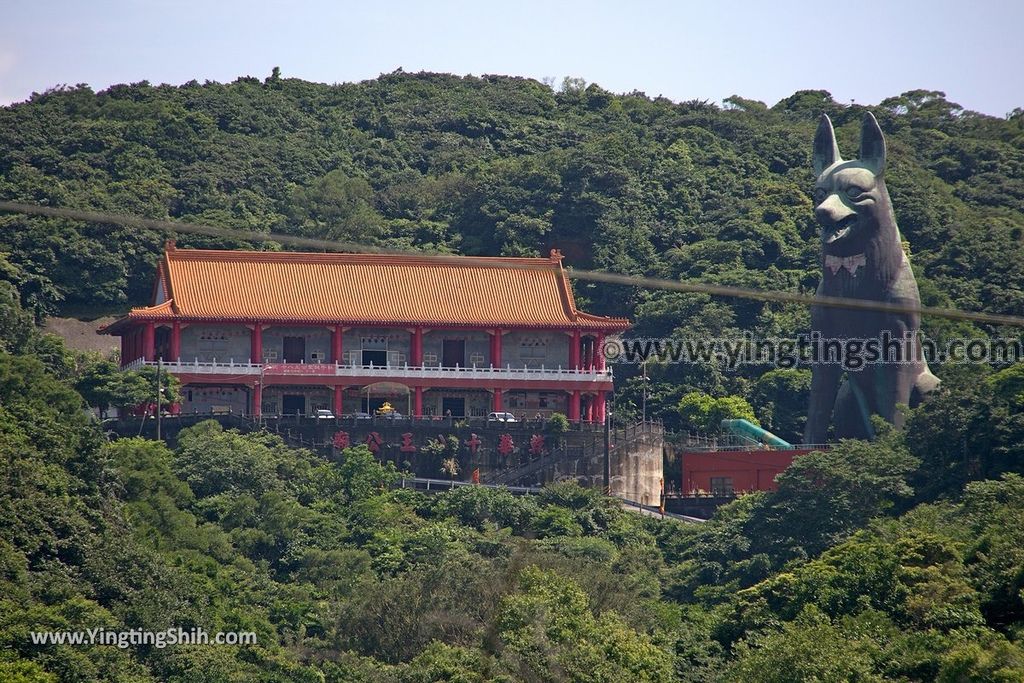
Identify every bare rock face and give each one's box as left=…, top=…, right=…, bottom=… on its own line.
left=44, top=316, right=120, bottom=355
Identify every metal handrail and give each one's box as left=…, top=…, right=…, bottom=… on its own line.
left=678, top=443, right=832, bottom=452
left=124, top=358, right=613, bottom=381
left=397, top=477, right=542, bottom=495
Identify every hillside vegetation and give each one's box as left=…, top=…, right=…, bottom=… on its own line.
left=2, top=314, right=1024, bottom=681
left=2, top=72, right=1023, bottom=432
left=2, top=72, right=1024, bottom=681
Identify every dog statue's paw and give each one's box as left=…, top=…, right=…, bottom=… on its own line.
left=910, top=369, right=942, bottom=407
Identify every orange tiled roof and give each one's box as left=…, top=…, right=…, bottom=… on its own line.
left=102, top=245, right=631, bottom=332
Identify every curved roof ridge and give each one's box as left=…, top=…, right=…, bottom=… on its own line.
left=167, top=247, right=560, bottom=268
left=100, top=246, right=631, bottom=334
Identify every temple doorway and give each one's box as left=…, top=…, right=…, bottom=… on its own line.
left=441, top=397, right=466, bottom=417
left=282, top=336, right=305, bottom=363
left=442, top=339, right=465, bottom=367
left=281, top=394, right=306, bottom=415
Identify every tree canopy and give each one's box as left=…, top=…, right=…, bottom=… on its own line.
left=2, top=71, right=1024, bottom=681
left=2, top=73, right=1022, bottom=429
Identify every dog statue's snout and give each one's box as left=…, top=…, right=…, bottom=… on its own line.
left=814, top=193, right=853, bottom=226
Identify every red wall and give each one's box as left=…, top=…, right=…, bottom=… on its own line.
left=681, top=448, right=820, bottom=494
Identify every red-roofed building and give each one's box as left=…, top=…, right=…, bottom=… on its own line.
left=101, top=243, right=630, bottom=420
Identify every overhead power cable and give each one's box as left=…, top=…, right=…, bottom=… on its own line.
left=2, top=200, right=1023, bottom=328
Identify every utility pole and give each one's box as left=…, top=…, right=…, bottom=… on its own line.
left=641, top=360, right=647, bottom=423
left=156, top=357, right=162, bottom=440
left=603, top=400, right=612, bottom=495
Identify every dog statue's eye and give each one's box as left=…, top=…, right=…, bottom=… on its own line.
left=846, top=186, right=866, bottom=198
left=813, top=188, right=828, bottom=202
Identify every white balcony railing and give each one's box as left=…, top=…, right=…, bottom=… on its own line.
left=123, top=358, right=613, bottom=383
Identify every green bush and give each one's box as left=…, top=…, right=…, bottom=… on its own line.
left=546, top=412, right=570, bottom=433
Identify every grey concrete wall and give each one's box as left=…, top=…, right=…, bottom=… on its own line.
left=537, top=430, right=664, bottom=506
left=114, top=410, right=661, bottom=505
left=505, top=390, right=569, bottom=419
left=262, top=386, right=333, bottom=414
left=609, top=433, right=664, bottom=506
left=342, top=328, right=412, bottom=366
left=422, top=331, right=491, bottom=367
left=179, top=325, right=251, bottom=363
left=262, top=325, right=332, bottom=364
left=422, top=389, right=492, bottom=417
left=504, top=331, right=571, bottom=369
left=181, top=385, right=250, bottom=413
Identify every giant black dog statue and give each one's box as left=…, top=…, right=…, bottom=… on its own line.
left=803, top=112, right=939, bottom=443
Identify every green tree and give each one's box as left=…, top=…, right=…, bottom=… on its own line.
left=497, top=567, right=673, bottom=682
left=750, top=369, right=811, bottom=443
left=0, top=281, right=35, bottom=354
left=76, top=364, right=181, bottom=415
left=727, top=606, right=886, bottom=682
left=678, top=392, right=758, bottom=433
left=286, top=170, right=385, bottom=242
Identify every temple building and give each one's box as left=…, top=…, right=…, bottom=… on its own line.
left=101, top=243, right=630, bottom=421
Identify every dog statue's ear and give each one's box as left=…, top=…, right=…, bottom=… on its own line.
left=860, top=112, right=886, bottom=174
left=813, top=114, right=841, bottom=177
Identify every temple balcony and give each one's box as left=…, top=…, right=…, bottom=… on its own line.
left=123, top=358, right=613, bottom=385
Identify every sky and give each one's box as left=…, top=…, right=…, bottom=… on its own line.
left=1, top=0, right=1022, bottom=117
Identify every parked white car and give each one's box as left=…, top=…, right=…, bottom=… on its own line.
left=487, top=412, right=517, bottom=423
left=314, top=409, right=335, bottom=420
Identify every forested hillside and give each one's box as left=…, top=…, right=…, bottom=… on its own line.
left=3, top=70, right=1024, bottom=681
left=2, top=71, right=1023, bottom=431
left=3, top=309, right=1024, bottom=681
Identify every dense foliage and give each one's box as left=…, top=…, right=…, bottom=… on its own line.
left=1, top=309, right=1024, bottom=680
left=2, top=71, right=1024, bottom=680
left=2, top=73, right=1022, bottom=431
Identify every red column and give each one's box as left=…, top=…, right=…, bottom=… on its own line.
left=142, top=322, right=155, bottom=361
left=570, top=330, right=581, bottom=369
left=491, top=329, right=503, bottom=367
left=584, top=396, right=593, bottom=422
left=120, top=335, right=128, bottom=367
left=170, top=322, right=181, bottom=361
left=595, top=334, right=606, bottom=371
left=594, top=391, right=606, bottom=424
left=493, top=388, right=503, bottom=412
left=332, top=325, right=343, bottom=364
left=412, top=328, right=423, bottom=366
left=253, top=383, right=262, bottom=417
left=569, top=390, right=581, bottom=421
left=414, top=386, right=423, bottom=417
left=251, top=323, right=263, bottom=363
left=333, top=385, right=343, bottom=415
